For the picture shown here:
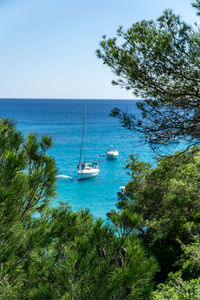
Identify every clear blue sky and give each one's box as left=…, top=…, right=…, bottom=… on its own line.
left=0, top=0, right=198, bottom=99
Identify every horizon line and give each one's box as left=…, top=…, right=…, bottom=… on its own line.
left=0, top=97, right=141, bottom=101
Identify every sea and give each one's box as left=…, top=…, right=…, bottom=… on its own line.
left=0, top=98, right=183, bottom=220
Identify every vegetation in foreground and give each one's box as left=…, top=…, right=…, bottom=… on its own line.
left=109, top=150, right=200, bottom=299
left=0, top=119, right=199, bottom=299
left=0, top=119, right=157, bottom=299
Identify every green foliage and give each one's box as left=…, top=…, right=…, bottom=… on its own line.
left=114, top=149, right=200, bottom=283
left=152, top=240, right=200, bottom=298
left=107, top=209, right=142, bottom=238
left=0, top=118, right=58, bottom=299
left=97, top=4, right=200, bottom=145
left=0, top=119, right=158, bottom=299
left=192, top=0, right=200, bottom=15
left=153, top=275, right=200, bottom=299
left=125, top=149, right=200, bottom=236
left=179, top=241, right=200, bottom=280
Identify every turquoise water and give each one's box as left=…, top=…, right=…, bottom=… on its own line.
left=0, top=99, right=183, bottom=219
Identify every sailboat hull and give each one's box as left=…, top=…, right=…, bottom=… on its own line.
left=78, top=168, right=100, bottom=180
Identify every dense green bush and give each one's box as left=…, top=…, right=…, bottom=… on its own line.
left=0, top=119, right=157, bottom=299
left=109, top=149, right=200, bottom=295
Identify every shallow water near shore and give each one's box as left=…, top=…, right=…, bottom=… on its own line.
left=0, top=98, right=183, bottom=219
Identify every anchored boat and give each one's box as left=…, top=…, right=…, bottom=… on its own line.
left=77, top=105, right=100, bottom=180
left=106, top=145, right=119, bottom=159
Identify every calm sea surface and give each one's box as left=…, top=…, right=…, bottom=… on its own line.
left=0, top=99, right=183, bottom=219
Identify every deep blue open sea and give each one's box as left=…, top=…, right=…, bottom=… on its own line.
left=0, top=98, right=183, bottom=219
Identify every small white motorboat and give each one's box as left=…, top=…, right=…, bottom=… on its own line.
left=119, top=186, right=125, bottom=193
left=77, top=105, right=100, bottom=180
left=106, top=146, right=119, bottom=159
left=117, top=186, right=125, bottom=196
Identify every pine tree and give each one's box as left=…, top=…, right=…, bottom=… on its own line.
left=97, top=1, right=200, bottom=148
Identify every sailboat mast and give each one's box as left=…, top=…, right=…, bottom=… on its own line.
left=79, top=105, right=85, bottom=166
left=84, top=105, right=87, bottom=163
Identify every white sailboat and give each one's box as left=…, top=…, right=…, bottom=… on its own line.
left=77, top=105, right=100, bottom=180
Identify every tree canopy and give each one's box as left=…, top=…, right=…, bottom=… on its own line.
left=97, top=1, right=200, bottom=146
left=108, top=148, right=200, bottom=293
left=0, top=119, right=157, bottom=299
